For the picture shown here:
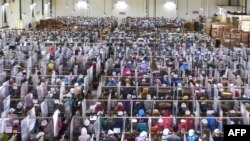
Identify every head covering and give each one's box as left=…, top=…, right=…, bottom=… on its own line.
left=36, top=132, right=45, bottom=139
left=17, top=102, right=23, bottom=109
left=207, top=110, right=214, bottom=115
left=163, top=128, right=170, bottom=135
left=84, top=119, right=90, bottom=126
left=127, top=94, right=132, bottom=99
left=118, top=111, right=124, bottom=116
left=185, top=110, right=191, bottom=115
left=140, top=131, right=147, bottom=138
left=181, top=103, right=186, bottom=108
left=117, top=102, right=123, bottom=106
left=158, top=118, right=163, bottom=123
left=214, top=129, right=220, bottom=134
left=41, top=120, right=48, bottom=126
left=147, top=95, right=151, bottom=100
left=202, top=119, right=208, bottom=125
left=13, top=120, right=19, bottom=124
left=97, top=111, right=103, bottom=116
left=108, top=129, right=114, bottom=135
left=74, top=83, right=79, bottom=87
left=188, top=129, right=195, bottom=136
left=138, top=109, right=145, bottom=117
left=181, top=119, right=186, bottom=123
left=9, top=108, right=16, bottom=113
left=81, top=127, right=87, bottom=135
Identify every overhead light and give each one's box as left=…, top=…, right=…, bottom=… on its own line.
left=200, top=8, right=203, bottom=11
left=76, top=0, right=88, bottom=9
left=116, top=1, right=127, bottom=10
left=164, top=1, right=176, bottom=10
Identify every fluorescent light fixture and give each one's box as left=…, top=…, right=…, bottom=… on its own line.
left=4, top=3, right=9, bottom=6
left=116, top=1, right=127, bottom=10
left=200, top=8, right=203, bottom=11
left=76, top=0, right=88, bottom=9
left=164, top=1, right=176, bottom=10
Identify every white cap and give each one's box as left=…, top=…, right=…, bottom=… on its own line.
left=96, top=102, right=101, bottom=105
left=147, top=95, right=151, bottom=100
left=178, top=83, right=182, bottom=87
left=13, top=120, right=19, bottom=124
left=181, top=103, right=186, bottom=108
left=117, top=102, right=123, bottom=106
left=188, top=129, right=195, bottom=136
left=127, top=94, right=132, bottom=99
left=56, top=79, right=61, bottom=83
left=108, top=129, right=114, bottom=135
left=97, top=111, right=103, bottom=116
left=229, top=110, right=236, bottom=114
left=195, top=83, right=200, bottom=87
left=140, top=131, right=147, bottom=138
left=181, top=119, right=186, bottom=123
left=132, top=119, right=138, bottom=123
left=17, top=102, right=23, bottom=109
left=84, top=119, right=90, bottom=126
left=9, top=108, right=16, bottom=113
left=163, top=128, right=170, bottom=135
left=207, top=110, right=214, bottom=115
left=202, top=119, right=208, bottom=124
left=118, top=111, right=124, bottom=116
left=79, top=75, right=83, bottom=79
left=36, top=132, right=45, bottom=139
left=41, top=120, right=48, bottom=126
left=74, top=83, right=79, bottom=87
left=158, top=118, right=163, bottom=123
left=185, top=110, right=191, bottom=115
left=214, top=129, right=220, bottom=134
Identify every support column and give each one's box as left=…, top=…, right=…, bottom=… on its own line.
left=3, top=0, right=7, bottom=26
left=50, top=0, right=52, bottom=17
left=19, top=0, right=22, bottom=20
left=16, top=0, right=24, bottom=29
left=42, top=0, right=44, bottom=16
left=32, top=0, right=34, bottom=18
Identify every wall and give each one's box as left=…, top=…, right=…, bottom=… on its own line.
left=0, top=0, right=246, bottom=29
